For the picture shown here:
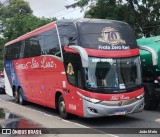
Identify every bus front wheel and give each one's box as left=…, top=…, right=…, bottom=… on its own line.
left=58, top=95, right=69, bottom=119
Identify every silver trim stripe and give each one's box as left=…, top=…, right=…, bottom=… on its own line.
left=100, top=98, right=139, bottom=106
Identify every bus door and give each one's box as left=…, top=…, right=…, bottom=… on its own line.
left=64, top=59, right=83, bottom=114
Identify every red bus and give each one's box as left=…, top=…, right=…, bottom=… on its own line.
left=4, top=19, right=144, bottom=119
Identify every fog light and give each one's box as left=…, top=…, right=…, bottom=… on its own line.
left=88, top=107, right=98, bottom=113
left=139, top=103, right=144, bottom=109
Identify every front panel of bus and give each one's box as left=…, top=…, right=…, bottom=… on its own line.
left=57, top=20, right=144, bottom=117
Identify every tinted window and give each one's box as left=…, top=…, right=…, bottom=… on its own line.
left=6, top=29, right=61, bottom=60
left=39, top=29, right=61, bottom=57
left=58, top=24, right=78, bottom=47
left=66, top=61, right=83, bottom=87
left=5, top=42, right=22, bottom=60
left=23, top=37, right=41, bottom=58
left=64, top=53, right=83, bottom=88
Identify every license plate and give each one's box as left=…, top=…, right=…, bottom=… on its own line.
left=115, top=110, right=126, bottom=115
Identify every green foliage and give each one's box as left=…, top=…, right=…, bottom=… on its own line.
left=0, top=38, right=7, bottom=70
left=0, top=60, right=3, bottom=71
left=3, top=15, right=55, bottom=40
left=65, top=0, right=90, bottom=8
left=67, top=0, right=160, bottom=38
left=0, top=0, right=56, bottom=41
left=0, top=0, right=32, bottom=19
left=0, top=0, right=56, bottom=66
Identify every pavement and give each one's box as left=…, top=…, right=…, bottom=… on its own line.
left=0, top=96, right=114, bottom=137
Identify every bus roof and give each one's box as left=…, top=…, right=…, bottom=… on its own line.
left=57, top=18, right=128, bottom=25
left=137, top=35, right=160, bottom=46
left=5, top=18, right=129, bottom=46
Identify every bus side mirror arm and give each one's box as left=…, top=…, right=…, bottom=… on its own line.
left=138, top=45, right=158, bottom=66
left=69, top=45, right=89, bottom=68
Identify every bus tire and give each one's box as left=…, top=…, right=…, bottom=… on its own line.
left=14, top=90, right=19, bottom=103
left=18, top=88, right=26, bottom=105
left=58, top=95, right=69, bottom=119
left=144, top=84, right=158, bottom=110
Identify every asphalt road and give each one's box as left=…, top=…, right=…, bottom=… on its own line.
left=0, top=94, right=160, bottom=137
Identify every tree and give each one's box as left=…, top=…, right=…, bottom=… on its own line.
left=0, top=0, right=33, bottom=19
left=66, top=0, right=160, bottom=38
left=0, top=38, right=7, bottom=70
left=0, top=0, right=56, bottom=70
left=3, top=14, right=54, bottom=40
left=0, top=0, right=56, bottom=41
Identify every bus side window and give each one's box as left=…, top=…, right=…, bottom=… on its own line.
left=5, top=46, right=11, bottom=60
left=66, top=62, right=76, bottom=86
left=24, top=37, right=41, bottom=58
left=39, top=29, right=61, bottom=57
left=5, top=42, right=21, bottom=60
left=30, top=37, right=41, bottom=56
left=66, top=62, right=83, bottom=88
left=24, top=39, right=32, bottom=58
left=58, top=24, right=78, bottom=47
left=14, top=42, right=21, bottom=59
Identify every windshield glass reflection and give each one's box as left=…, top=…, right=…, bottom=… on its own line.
left=86, top=56, right=141, bottom=90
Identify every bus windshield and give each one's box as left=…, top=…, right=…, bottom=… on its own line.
left=86, top=56, right=142, bottom=90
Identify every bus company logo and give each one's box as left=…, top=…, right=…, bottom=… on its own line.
left=98, top=27, right=126, bottom=46
left=110, top=95, right=130, bottom=101
left=15, top=57, right=57, bottom=70
left=67, top=63, right=74, bottom=75
left=2, top=129, right=11, bottom=134
left=118, top=101, right=123, bottom=106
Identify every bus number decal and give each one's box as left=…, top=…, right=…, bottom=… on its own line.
left=69, top=104, right=76, bottom=110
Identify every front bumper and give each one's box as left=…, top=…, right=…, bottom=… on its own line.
left=83, top=98, right=144, bottom=118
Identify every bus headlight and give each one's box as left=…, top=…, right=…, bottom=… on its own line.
left=136, top=93, right=144, bottom=99
left=77, top=91, right=101, bottom=103
left=89, top=98, right=101, bottom=103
